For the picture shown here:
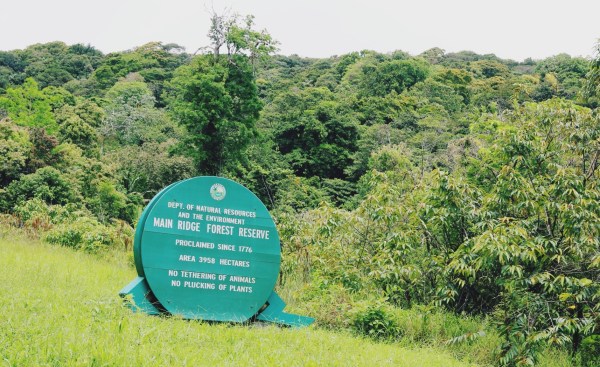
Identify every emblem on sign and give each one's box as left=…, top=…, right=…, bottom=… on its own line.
left=210, top=183, right=226, bottom=200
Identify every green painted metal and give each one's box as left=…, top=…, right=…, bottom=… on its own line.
left=120, top=176, right=312, bottom=326
left=118, top=276, right=161, bottom=315
left=257, top=292, right=315, bottom=327
left=133, top=180, right=185, bottom=277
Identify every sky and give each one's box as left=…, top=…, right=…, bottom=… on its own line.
left=1, top=0, right=598, bottom=61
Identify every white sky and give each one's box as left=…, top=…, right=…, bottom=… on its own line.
left=0, top=0, right=598, bottom=61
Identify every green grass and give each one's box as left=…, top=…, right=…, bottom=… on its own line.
left=0, top=233, right=477, bottom=367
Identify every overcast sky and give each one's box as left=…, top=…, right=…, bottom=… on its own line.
left=1, top=0, right=598, bottom=61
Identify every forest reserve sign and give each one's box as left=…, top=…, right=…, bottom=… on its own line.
left=119, top=176, right=313, bottom=327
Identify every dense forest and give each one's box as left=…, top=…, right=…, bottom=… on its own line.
left=0, top=14, right=598, bottom=366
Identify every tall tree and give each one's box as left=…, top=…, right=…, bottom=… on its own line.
left=0, top=78, right=58, bottom=134
left=585, top=40, right=600, bottom=107
left=166, top=12, right=275, bottom=175
left=206, top=11, right=278, bottom=70
left=166, top=54, right=261, bottom=175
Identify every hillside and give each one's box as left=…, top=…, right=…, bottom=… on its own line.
left=0, top=15, right=598, bottom=366
left=0, top=233, right=478, bottom=367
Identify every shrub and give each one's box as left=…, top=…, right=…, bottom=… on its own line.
left=44, top=216, right=117, bottom=253
left=2, top=166, right=76, bottom=211
left=351, top=304, right=400, bottom=341
left=580, top=335, right=600, bottom=367
left=13, top=198, right=82, bottom=229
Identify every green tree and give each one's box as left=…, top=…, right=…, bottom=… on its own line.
left=206, top=12, right=278, bottom=69
left=358, top=59, right=429, bottom=97
left=100, top=80, right=178, bottom=147
left=0, top=118, right=31, bottom=186
left=27, top=126, right=60, bottom=171
left=407, top=79, right=465, bottom=113
left=439, top=100, right=600, bottom=365
left=0, top=50, right=26, bottom=92
left=1, top=166, right=75, bottom=211
left=166, top=54, right=261, bottom=175
left=91, top=42, right=187, bottom=101
left=272, top=88, right=359, bottom=179
left=469, top=60, right=511, bottom=79
left=58, top=114, right=98, bottom=151
left=432, top=68, right=472, bottom=104
left=585, top=40, right=600, bottom=107
left=535, top=54, right=589, bottom=99
left=0, top=78, right=58, bottom=133
left=86, top=180, right=142, bottom=224
left=108, top=141, right=193, bottom=198
left=8, top=42, right=103, bottom=89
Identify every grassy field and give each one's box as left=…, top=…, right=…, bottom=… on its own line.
left=0, top=233, right=479, bottom=367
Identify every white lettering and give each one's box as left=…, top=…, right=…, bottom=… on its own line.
left=177, top=220, right=200, bottom=232
left=178, top=254, right=196, bottom=262
left=219, top=258, right=250, bottom=267
left=224, top=208, right=256, bottom=218
left=229, top=285, right=253, bottom=293
left=238, top=227, right=269, bottom=240
left=174, top=239, right=215, bottom=249
left=206, top=224, right=234, bottom=235
left=184, top=281, right=215, bottom=289
left=229, top=275, right=256, bottom=284
left=153, top=217, right=173, bottom=228
left=179, top=271, right=216, bottom=280
left=218, top=243, right=236, bottom=251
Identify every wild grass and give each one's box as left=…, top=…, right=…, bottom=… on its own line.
left=0, top=231, right=476, bottom=367
left=0, top=230, right=575, bottom=366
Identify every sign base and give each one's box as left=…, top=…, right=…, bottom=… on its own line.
left=119, top=277, right=313, bottom=327
left=256, top=291, right=314, bottom=327
left=119, top=277, right=162, bottom=315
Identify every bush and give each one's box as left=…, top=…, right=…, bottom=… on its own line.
left=2, top=166, right=76, bottom=211
left=580, top=335, right=600, bottom=367
left=13, top=198, right=82, bottom=230
left=44, top=216, right=117, bottom=253
left=86, top=181, right=142, bottom=225
left=351, top=304, right=400, bottom=341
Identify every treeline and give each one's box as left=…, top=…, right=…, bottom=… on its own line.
left=0, top=16, right=598, bottom=366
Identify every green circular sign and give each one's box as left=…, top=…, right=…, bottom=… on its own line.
left=135, top=177, right=281, bottom=321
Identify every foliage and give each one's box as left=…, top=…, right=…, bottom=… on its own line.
left=0, top=24, right=599, bottom=367
left=107, top=141, right=193, bottom=199
left=101, top=79, right=178, bottom=146
left=580, top=335, right=600, bottom=367
left=0, top=118, right=30, bottom=185
left=1, top=166, right=76, bottom=211
left=586, top=41, right=600, bottom=107
left=44, top=216, right=119, bottom=252
left=166, top=54, right=261, bottom=175
left=86, top=180, right=141, bottom=224
left=13, top=198, right=73, bottom=230
left=27, top=126, right=61, bottom=170
left=0, top=78, right=58, bottom=133
left=271, top=87, right=359, bottom=179
left=351, top=304, right=400, bottom=340
left=535, top=54, right=589, bottom=99
left=358, top=59, right=430, bottom=97
left=58, top=113, right=98, bottom=151
left=207, top=11, right=278, bottom=68
left=90, top=42, right=187, bottom=101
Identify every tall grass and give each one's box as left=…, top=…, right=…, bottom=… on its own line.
left=0, top=232, right=477, bottom=367
left=0, top=230, right=575, bottom=366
